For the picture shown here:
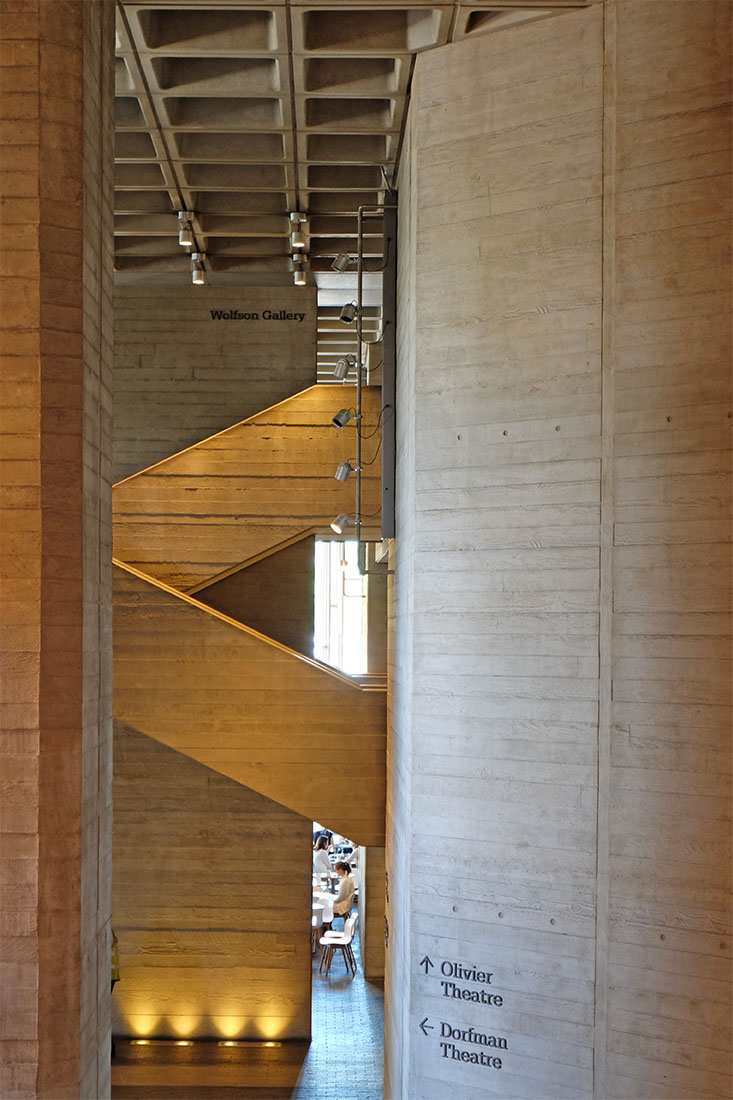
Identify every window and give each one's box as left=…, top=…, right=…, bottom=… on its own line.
left=313, top=540, right=368, bottom=674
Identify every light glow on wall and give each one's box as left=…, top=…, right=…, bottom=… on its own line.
left=214, top=1015, right=247, bottom=1038
left=127, top=1010, right=162, bottom=1037
left=257, top=1016, right=287, bottom=1039
left=170, top=1014, right=201, bottom=1037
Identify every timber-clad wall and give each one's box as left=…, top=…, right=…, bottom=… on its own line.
left=112, top=725, right=312, bottom=1041
left=386, top=3, right=732, bottom=1099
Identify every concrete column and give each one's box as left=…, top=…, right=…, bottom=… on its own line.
left=387, top=3, right=731, bottom=1098
left=0, top=2, right=115, bottom=1096
left=358, top=846, right=386, bottom=980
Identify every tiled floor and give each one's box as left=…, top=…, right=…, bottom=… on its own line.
left=111, top=930, right=384, bottom=1099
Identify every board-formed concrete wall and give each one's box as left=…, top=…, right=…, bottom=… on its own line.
left=358, top=846, right=387, bottom=981
left=0, top=3, right=115, bottom=1096
left=113, top=284, right=317, bottom=481
left=386, top=3, right=732, bottom=1098
left=112, top=724, right=312, bottom=1041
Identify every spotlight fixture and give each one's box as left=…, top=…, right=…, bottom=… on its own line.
left=330, top=513, right=355, bottom=535
left=334, top=461, right=357, bottom=482
left=191, top=252, right=206, bottom=285
left=331, top=252, right=353, bottom=273
left=339, top=302, right=358, bottom=324
left=289, top=211, right=307, bottom=250
left=292, top=253, right=308, bottom=286
left=332, top=408, right=356, bottom=428
left=333, top=353, right=356, bottom=380
left=177, top=211, right=194, bottom=248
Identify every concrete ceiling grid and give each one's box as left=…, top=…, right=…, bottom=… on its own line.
left=114, top=1, right=591, bottom=292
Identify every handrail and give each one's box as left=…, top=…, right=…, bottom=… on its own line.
left=113, top=558, right=386, bottom=693
left=185, top=527, right=320, bottom=594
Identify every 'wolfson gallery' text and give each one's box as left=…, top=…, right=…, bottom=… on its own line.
left=209, top=309, right=306, bottom=322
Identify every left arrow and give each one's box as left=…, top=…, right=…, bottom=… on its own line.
left=419, top=1017, right=434, bottom=1036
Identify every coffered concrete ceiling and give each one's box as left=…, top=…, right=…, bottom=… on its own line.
left=114, top=0, right=591, bottom=296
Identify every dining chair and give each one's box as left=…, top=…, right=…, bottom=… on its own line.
left=319, top=914, right=358, bottom=976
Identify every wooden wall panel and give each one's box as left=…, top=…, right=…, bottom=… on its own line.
left=113, top=385, right=383, bottom=591
left=114, top=563, right=386, bottom=846
left=113, top=285, right=317, bottom=482
left=196, top=535, right=315, bottom=656
left=112, top=724, right=312, bottom=1041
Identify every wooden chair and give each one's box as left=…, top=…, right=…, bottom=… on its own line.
left=319, top=914, right=357, bottom=976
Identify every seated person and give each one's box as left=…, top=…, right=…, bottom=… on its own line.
left=313, top=835, right=331, bottom=877
left=333, top=861, right=355, bottom=925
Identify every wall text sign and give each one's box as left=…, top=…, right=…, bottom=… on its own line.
left=209, top=309, right=306, bottom=322
left=417, top=955, right=508, bottom=1073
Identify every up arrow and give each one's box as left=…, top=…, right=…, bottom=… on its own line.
left=419, top=955, right=435, bottom=974
left=419, top=1017, right=434, bottom=1036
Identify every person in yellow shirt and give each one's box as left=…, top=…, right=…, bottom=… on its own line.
left=333, top=862, right=355, bottom=927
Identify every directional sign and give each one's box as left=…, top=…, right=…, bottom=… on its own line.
left=420, top=955, right=434, bottom=973
left=419, top=1018, right=434, bottom=1036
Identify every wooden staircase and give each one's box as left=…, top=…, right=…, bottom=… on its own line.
left=113, top=384, right=382, bottom=591
left=113, top=385, right=386, bottom=846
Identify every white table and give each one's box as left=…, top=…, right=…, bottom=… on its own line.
left=313, top=890, right=334, bottom=923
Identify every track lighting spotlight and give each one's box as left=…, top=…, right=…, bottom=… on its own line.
left=191, top=252, right=206, bottom=285
left=334, top=461, right=357, bottom=482
left=333, top=354, right=356, bottom=380
left=331, top=252, right=353, bottom=273
left=330, top=513, right=355, bottom=535
left=339, top=302, right=358, bottom=324
left=292, top=253, right=308, bottom=286
left=177, top=211, right=194, bottom=248
left=289, top=212, right=307, bottom=249
left=332, top=408, right=355, bottom=428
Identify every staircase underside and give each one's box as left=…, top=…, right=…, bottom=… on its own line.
left=114, top=560, right=386, bottom=846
